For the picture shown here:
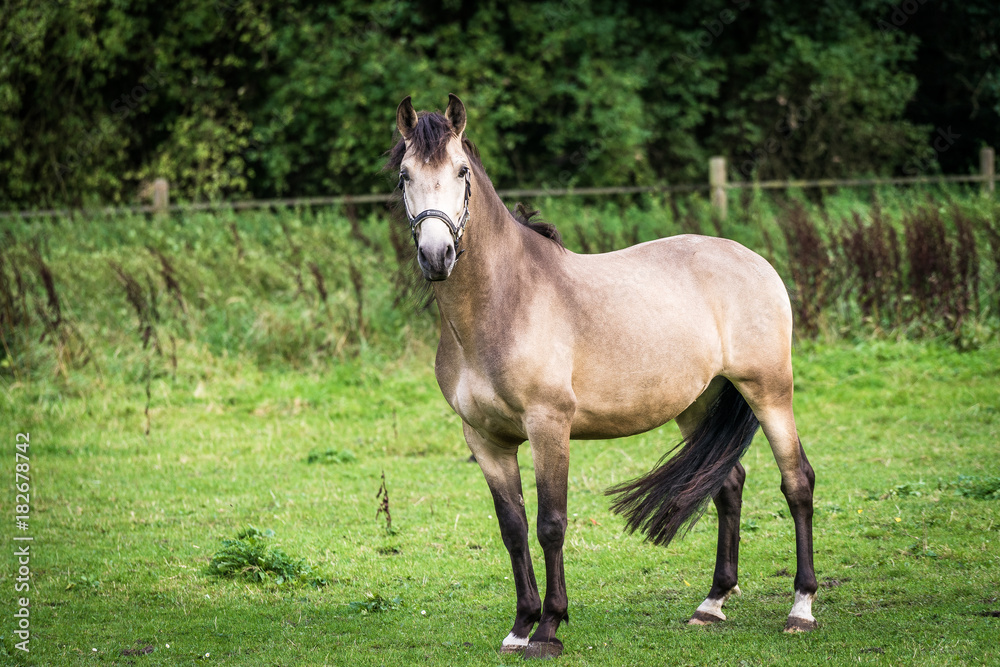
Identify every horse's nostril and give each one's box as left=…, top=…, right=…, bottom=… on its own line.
left=418, top=247, right=428, bottom=266
left=445, top=245, right=455, bottom=262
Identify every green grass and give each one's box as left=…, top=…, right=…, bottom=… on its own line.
left=2, top=339, right=998, bottom=666
left=1, top=193, right=999, bottom=664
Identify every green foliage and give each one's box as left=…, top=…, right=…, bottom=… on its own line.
left=891, top=481, right=927, bottom=498
left=1, top=0, right=277, bottom=206
left=4, top=1, right=996, bottom=208
left=870, top=480, right=927, bottom=500
left=948, top=475, right=1000, bottom=501
left=307, top=447, right=357, bottom=464
left=713, top=8, right=929, bottom=181
left=764, top=188, right=1000, bottom=346
left=0, top=206, right=428, bottom=384
left=348, top=592, right=403, bottom=614
left=207, top=525, right=320, bottom=585
left=1, top=189, right=997, bottom=394
left=65, top=574, right=103, bottom=592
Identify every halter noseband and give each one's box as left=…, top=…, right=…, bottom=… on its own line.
left=398, top=171, right=472, bottom=254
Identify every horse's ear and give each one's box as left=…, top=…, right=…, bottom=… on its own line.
left=396, top=96, right=418, bottom=140
left=446, top=93, right=467, bottom=137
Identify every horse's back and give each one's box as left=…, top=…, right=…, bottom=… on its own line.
left=611, top=234, right=785, bottom=296
left=566, top=234, right=791, bottom=345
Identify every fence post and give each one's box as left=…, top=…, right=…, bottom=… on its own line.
left=710, top=156, right=727, bottom=219
left=152, top=178, right=170, bottom=215
left=981, top=147, right=996, bottom=197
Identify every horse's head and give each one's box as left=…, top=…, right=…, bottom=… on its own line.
left=395, top=94, right=470, bottom=281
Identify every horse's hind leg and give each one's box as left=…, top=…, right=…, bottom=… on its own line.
left=778, top=436, right=817, bottom=632
left=738, top=383, right=819, bottom=632
left=463, top=423, right=542, bottom=651
left=688, top=463, right=745, bottom=625
left=675, top=384, right=745, bottom=625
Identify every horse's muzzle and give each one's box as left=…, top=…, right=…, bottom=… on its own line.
left=417, top=240, right=457, bottom=281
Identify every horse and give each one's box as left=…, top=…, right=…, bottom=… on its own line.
left=387, top=94, right=818, bottom=659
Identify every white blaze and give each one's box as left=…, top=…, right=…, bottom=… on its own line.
left=415, top=217, right=455, bottom=249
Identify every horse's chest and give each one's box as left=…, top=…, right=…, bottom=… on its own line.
left=449, top=368, right=526, bottom=440
left=436, top=342, right=527, bottom=440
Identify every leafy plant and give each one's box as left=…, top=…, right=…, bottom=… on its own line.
left=888, top=481, right=928, bottom=498
left=306, top=448, right=357, bottom=464
left=946, top=475, right=1000, bottom=500
left=65, top=574, right=102, bottom=591
left=207, top=525, right=321, bottom=585
left=348, top=592, right=402, bottom=614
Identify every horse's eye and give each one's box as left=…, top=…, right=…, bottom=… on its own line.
left=458, top=166, right=469, bottom=178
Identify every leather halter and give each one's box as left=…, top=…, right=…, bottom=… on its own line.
left=398, top=171, right=471, bottom=254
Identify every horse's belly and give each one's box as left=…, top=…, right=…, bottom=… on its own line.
left=567, top=324, right=720, bottom=439
left=569, top=370, right=710, bottom=439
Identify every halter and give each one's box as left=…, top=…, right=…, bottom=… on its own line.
left=398, top=170, right=471, bottom=255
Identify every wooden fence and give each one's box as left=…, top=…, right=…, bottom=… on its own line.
left=1, top=147, right=993, bottom=221
left=708, top=147, right=996, bottom=219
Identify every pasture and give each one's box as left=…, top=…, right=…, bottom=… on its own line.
left=2, top=192, right=999, bottom=665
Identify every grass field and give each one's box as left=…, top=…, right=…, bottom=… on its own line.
left=2, top=339, right=999, bottom=665
left=2, top=191, right=999, bottom=665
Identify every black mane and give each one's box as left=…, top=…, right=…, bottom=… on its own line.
left=511, top=202, right=562, bottom=246
left=384, top=111, right=562, bottom=247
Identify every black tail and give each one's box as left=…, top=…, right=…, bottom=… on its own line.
left=606, top=380, right=759, bottom=547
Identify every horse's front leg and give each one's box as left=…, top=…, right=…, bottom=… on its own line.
left=524, top=413, right=572, bottom=659
left=463, top=423, right=541, bottom=652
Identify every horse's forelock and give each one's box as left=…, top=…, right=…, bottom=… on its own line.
left=386, top=112, right=455, bottom=170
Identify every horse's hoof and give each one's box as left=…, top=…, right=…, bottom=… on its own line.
left=501, top=632, right=529, bottom=653
left=688, top=610, right=725, bottom=625
left=524, top=638, right=563, bottom=660
left=783, top=616, right=818, bottom=633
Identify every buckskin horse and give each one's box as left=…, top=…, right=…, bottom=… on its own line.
left=387, top=94, right=818, bottom=659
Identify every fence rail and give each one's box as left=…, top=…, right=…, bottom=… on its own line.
left=1, top=147, right=993, bottom=221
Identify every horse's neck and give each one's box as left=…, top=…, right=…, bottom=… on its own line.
left=431, top=182, right=524, bottom=334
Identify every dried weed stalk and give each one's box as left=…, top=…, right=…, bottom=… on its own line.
left=376, top=471, right=392, bottom=534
